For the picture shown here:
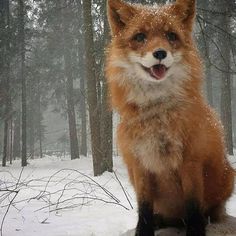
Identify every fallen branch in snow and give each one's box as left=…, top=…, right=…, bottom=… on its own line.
left=37, top=168, right=120, bottom=202
left=35, top=196, right=130, bottom=212
left=0, top=167, right=134, bottom=235
left=33, top=168, right=132, bottom=212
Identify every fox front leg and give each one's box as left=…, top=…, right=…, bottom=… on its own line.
left=182, top=162, right=206, bottom=236
left=132, top=166, right=155, bottom=236
left=185, top=199, right=206, bottom=236
left=135, top=201, right=154, bottom=236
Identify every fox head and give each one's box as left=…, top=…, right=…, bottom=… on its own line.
left=106, top=0, right=203, bottom=107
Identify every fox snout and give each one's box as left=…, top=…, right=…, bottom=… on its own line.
left=128, top=48, right=175, bottom=81
left=141, top=48, right=174, bottom=69
left=140, top=49, right=173, bottom=80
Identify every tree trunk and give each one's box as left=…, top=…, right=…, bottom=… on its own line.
left=2, top=119, right=9, bottom=167
left=1, top=0, right=11, bottom=167
left=62, top=1, right=80, bottom=160
left=202, top=0, right=213, bottom=106
left=18, top=0, right=27, bottom=166
left=9, top=118, right=13, bottom=164
left=80, top=72, right=87, bottom=156
left=79, top=68, right=87, bottom=156
left=29, top=119, right=35, bottom=159
left=100, top=9, right=113, bottom=172
left=220, top=0, right=234, bottom=155
left=39, top=127, right=43, bottom=159
left=28, top=77, right=35, bottom=159
left=82, top=0, right=103, bottom=176
left=77, top=0, right=87, bottom=157
left=13, top=112, right=21, bottom=160
left=37, top=78, right=43, bottom=159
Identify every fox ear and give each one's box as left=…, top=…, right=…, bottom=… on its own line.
left=107, top=0, right=137, bottom=35
left=174, top=0, right=196, bottom=29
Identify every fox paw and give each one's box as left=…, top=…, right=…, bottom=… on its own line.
left=186, top=226, right=206, bottom=236
left=135, top=225, right=154, bottom=236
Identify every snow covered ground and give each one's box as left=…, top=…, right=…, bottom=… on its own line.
left=0, top=154, right=236, bottom=236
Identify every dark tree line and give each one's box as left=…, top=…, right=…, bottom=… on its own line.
left=0, top=0, right=235, bottom=176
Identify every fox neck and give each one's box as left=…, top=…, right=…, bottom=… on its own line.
left=110, top=72, right=203, bottom=121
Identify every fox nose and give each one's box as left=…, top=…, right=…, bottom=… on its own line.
left=153, top=49, right=167, bottom=60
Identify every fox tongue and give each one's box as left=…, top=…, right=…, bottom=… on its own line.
left=150, top=64, right=167, bottom=79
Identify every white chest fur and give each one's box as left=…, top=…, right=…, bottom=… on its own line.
left=131, top=113, right=183, bottom=175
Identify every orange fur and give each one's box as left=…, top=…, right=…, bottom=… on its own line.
left=106, top=0, right=234, bottom=224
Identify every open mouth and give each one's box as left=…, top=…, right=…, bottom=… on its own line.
left=142, top=64, right=168, bottom=80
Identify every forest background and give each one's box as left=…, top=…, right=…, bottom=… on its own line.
left=0, top=0, right=235, bottom=176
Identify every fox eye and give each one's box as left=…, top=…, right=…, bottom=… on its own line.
left=133, top=33, right=146, bottom=43
left=166, top=32, right=178, bottom=42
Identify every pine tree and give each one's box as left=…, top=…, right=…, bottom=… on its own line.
left=18, top=0, right=27, bottom=166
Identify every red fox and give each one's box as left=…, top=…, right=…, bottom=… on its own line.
left=106, top=0, right=235, bottom=235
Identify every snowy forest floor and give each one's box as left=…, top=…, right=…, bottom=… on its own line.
left=0, top=154, right=236, bottom=236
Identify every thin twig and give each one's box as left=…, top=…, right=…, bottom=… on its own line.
left=113, top=170, right=133, bottom=210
